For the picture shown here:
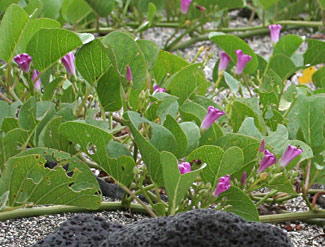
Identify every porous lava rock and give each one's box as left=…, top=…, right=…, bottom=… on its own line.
left=34, top=209, right=292, bottom=247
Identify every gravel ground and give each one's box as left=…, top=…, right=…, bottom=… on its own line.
left=1, top=12, right=325, bottom=247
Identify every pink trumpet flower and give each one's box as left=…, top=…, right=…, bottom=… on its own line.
left=200, top=106, right=225, bottom=131
left=180, top=0, right=192, bottom=14
left=235, top=50, right=252, bottom=75
left=279, top=145, right=302, bottom=167
left=178, top=162, right=191, bottom=174
left=14, top=53, right=32, bottom=73
left=61, top=52, right=76, bottom=75
left=213, top=175, right=231, bottom=197
left=269, top=24, right=282, bottom=43
left=218, top=51, right=231, bottom=71
left=258, top=150, right=276, bottom=173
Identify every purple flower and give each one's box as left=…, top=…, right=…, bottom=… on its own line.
left=218, top=51, right=231, bottom=71
left=258, top=150, right=277, bottom=173
left=200, top=106, right=225, bottom=130
left=178, top=162, right=191, bottom=174
left=279, top=145, right=302, bottom=167
left=241, top=171, right=247, bottom=185
left=213, top=175, right=231, bottom=197
left=235, top=50, right=252, bottom=75
left=259, top=139, right=265, bottom=153
left=14, top=53, right=32, bottom=73
left=180, top=0, right=192, bottom=14
left=126, top=65, right=133, bottom=82
left=269, top=24, right=282, bottom=43
left=153, top=85, right=166, bottom=93
left=61, top=52, right=76, bottom=75
left=32, top=70, right=41, bottom=91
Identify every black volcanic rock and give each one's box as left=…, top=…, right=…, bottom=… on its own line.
left=34, top=209, right=292, bottom=247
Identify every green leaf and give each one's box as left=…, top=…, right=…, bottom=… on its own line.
left=0, top=128, right=29, bottom=166
left=124, top=111, right=162, bottom=185
left=0, top=4, right=29, bottom=62
left=187, top=145, right=224, bottom=187
left=161, top=151, right=204, bottom=214
left=153, top=50, right=189, bottom=84
left=216, top=133, right=259, bottom=169
left=268, top=174, right=296, bottom=194
left=297, top=94, right=325, bottom=148
left=59, top=121, right=135, bottom=186
left=39, top=117, right=77, bottom=154
left=0, top=0, right=19, bottom=11
left=0, top=191, right=9, bottom=211
left=102, top=31, right=148, bottom=89
left=0, top=153, right=101, bottom=209
left=137, top=39, right=160, bottom=70
left=163, top=115, right=187, bottom=158
left=24, top=0, right=43, bottom=16
left=1, top=118, right=18, bottom=133
left=180, top=100, right=206, bottom=125
left=97, top=66, right=123, bottom=112
left=269, top=54, right=296, bottom=80
left=42, top=77, right=65, bottom=101
left=76, top=39, right=111, bottom=85
left=166, top=63, right=208, bottom=105
left=17, top=18, right=61, bottom=54
left=317, top=0, right=325, bottom=9
left=85, top=0, right=114, bottom=17
left=230, top=100, right=263, bottom=133
left=273, top=35, right=303, bottom=57
left=137, top=0, right=165, bottom=13
left=40, top=0, right=62, bottom=19
left=238, top=117, right=262, bottom=139
left=27, top=28, right=82, bottom=72
left=209, top=32, right=258, bottom=74
left=147, top=2, right=156, bottom=25
left=180, top=122, right=200, bottom=155
left=107, top=141, right=131, bottom=159
left=220, top=186, right=259, bottom=221
left=61, top=0, right=92, bottom=24
left=313, top=67, right=325, bottom=88
left=257, top=0, right=279, bottom=9
left=18, top=97, right=37, bottom=131
left=223, top=71, right=241, bottom=94
left=0, top=101, right=10, bottom=128
left=214, top=0, right=244, bottom=9
left=304, top=39, right=325, bottom=66
left=146, top=93, right=179, bottom=123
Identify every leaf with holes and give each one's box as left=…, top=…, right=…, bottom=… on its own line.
left=27, top=28, right=82, bottom=72
left=0, top=152, right=101, bottom=210
left=59, top=121, right=135, bottom=186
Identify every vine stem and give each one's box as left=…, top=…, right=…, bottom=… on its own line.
left=259, top=210, right=325, bottom=223
left=0, top=202, right=152, bottom=221
left=75, top=83, right=95, bottom=118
